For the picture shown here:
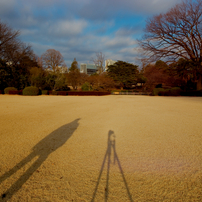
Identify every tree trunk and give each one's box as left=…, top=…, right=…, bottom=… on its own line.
left=197, top=74, right=202, bottom=90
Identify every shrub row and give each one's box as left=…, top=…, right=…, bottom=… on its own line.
left=48, top=91, right=68, bottom=95
left=152, top=88, right=164, bottom=96
left=2, top=86, right=202, bottom=96
left=23, top=86, right=39, bottom=96
left=152, top=87, right=182, bottom=96
left=48, top=91, right=110, bottom=96
left=151, top=87, right=202, bottom=96
left=68, top=91, right=111, bottom=96
left=4, top=87, right=18, bottom=94
left=42, top=90, right=48, bottom=95
left=2, top=86, right=111, bottom=96
left=8, top=90, right=23, bottom=95
left=180, top=90, right=202, bottom=96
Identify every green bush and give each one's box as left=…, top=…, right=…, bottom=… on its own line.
left=23, top=86, right=39, bottom=96
left=81, top=82, right=92, bottom=91
left=42, top=90, right=48, bottom=95
left=158, top=89, right=171, bottom=96
left=170, top=87, right=182, bottom=96
left=158, top=87, right=182, bottom=96
left=152, top=88, right=164, bottom=96
left=4, top=87, right=18, bottom=94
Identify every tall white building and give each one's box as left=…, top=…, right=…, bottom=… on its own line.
left=80, top=63, right=98, bottom=75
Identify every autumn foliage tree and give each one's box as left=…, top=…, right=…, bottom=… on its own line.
left=143, top=60, right=186, bottom=91
left=86, top=73, right=115, bottom=91
left=143, top=63, right=170, bottom=91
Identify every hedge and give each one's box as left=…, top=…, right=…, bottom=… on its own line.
left=67, top=91, right=111, bottom=96
left=170, top=87, right=182, bottom=96
left=152, top=87, right=183, bottom=96
left=8, top=90, right=20, bottom=95
left=156, top=87, right=182, bottom=96
left=48, top=91, right=58, bottom=95
left=23, top=86, right=39, bottom=96
left=42, top=90, right=48, bottom=95
left=152, top=88, right=164, bottom=96
left=158, top=89, right=171, bottom=96
left=57, top=91, right=68, bottom=95
left=4, top=87, right=17, bottom=94
left=47, top=91, right=110, bottom=96
left=180, top=90, right=202, bottom=96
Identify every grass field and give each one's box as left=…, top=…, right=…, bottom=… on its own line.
left=0, top=95, right=202, bottom=201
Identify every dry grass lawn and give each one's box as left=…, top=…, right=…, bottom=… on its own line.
left=0, top=95, right=202, bottom=201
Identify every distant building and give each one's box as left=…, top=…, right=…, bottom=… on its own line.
left=105, top=59, right=116, bottom=71
left=80, top=63, right=98, bottom=75
left=56, top=66, right=68, bottom=73
left=45, top=66, right=68, bottom=73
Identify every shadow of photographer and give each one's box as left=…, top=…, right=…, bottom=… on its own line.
left=0, top=118, right=80, bottom=201
left=91, top=130, right=133, bottom=202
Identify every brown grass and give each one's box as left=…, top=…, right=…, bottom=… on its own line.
left=0, top=95, right=202, bottom=201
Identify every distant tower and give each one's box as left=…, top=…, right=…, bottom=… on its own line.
left=80, top=63, right=87, bottom=74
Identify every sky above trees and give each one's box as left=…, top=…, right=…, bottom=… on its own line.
left=0, top=0, right=182, bottom=67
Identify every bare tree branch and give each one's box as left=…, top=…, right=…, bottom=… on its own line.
left=0, top=20, right=21, bottom=62
left=41, top=49, right=66, bottom=72
left=139, top=0, right=202, bottom=70
left=91, top=52, right=105, bottom=74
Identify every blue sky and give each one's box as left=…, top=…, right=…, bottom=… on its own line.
left=0, top=0, right=182, bottom=67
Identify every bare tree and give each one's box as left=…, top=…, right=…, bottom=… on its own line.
left=0, top=20, right=22, bottom=61
left=139, top=0, right=202, bottom=74
left=41, top=49, right=66, bottom=72
left=92, top=52, right=105, bottom=74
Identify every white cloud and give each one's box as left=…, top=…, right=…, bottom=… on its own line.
left=48, top=20, right=88, bottom=37
left=78, top=0, right=182, bottom=20
left=20, top=29, right=38, bottom=36
left=0, top=0, right=16, bottom=14
left=103, top=36, right=136, bottom=49
left=0, top=0, right=184, bottom=67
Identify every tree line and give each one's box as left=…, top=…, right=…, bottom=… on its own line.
left=1, top=0, right=202, bottom=93
left=0, top=19, right=142, bottom=92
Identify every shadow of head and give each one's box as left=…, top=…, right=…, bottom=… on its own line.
left=32, top=118, right=80, bottom=154
left=108, top=130, right=115, bottom=143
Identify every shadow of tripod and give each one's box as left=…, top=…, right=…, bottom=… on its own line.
left=0, top=118, right=80, bottom=202
left=91, top=130, right=133, bottom=202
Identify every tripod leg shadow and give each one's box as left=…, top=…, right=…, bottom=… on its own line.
left=91, top=130, right=133, bottom=202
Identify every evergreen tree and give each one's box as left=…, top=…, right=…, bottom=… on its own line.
left=107, top=61, right=138, bottom=89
